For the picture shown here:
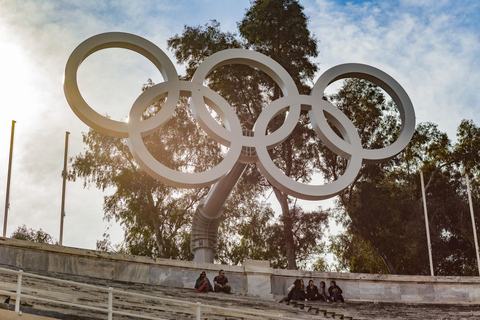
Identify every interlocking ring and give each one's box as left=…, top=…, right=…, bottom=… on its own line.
left=127, top=80, right=243, bottom=188
left=64, top=32, right=178, bottom=138
left=64, top=32, right=415, bottom=200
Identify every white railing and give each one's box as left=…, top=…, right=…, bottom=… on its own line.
left=0, top=266, right=301, bottom=319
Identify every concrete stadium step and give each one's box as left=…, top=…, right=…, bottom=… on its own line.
left=0, top=266, right=319, bottom=320
left=282, top=298, right=360, bottom=319
left=280, top=297, right=480, bottom=320
left=0, top=309, right=60, bottom=320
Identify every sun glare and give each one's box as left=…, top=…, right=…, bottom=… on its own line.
left=0, top=26, right=39, bottom=124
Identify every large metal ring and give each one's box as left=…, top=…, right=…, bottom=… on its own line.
left=127, top=80, right=242, bottom=188
left=64, top=32, right=178, bottom=138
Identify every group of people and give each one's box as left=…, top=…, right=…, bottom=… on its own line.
left=286, top=279, right=344, bottom=303
left=195, top=269, right=231, bottom=293
left=194, top=270, right=344, bottom=303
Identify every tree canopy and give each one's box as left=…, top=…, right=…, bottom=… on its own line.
left=11, top=225, right=57, bottom=245
left=322, top=79, right=480, bottom=276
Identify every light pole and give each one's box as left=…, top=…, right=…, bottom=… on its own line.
left=59, top=131, right=70, bottom=245
left=420, top=170, right=435, bottom=276
left=466, top=175, right=480, bottom=276
left=3, top=120, right=16, bottom=238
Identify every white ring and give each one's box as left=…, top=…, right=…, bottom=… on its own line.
left=191, top=49, right=300, bottom=148
left=127, top=81, right=242, bottom=188
left=254, top=95, right=363, bottom=200
left=311, top=63, right=415, bottom=163
left=64, top=32, right=178, bottom=138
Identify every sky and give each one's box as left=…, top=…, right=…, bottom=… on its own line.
left=0, top=0, right=479, bottom=252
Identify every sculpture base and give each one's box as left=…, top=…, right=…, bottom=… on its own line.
left=193, top=247, right=215, bottom=264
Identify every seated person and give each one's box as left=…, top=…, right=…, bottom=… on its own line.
left=195, top=271, right=213, bottom=292
left=306, top=279, right=319, bottom=301
left=318, top=281, right=329, bottom=302
left=328, top=280, right=344, bottom=302
left=213, top=269, right=231, bottom=293
left=287, top=279, right=307, bottom=301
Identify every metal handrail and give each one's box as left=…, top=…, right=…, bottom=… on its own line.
left=0, top=266, right=298, bottom=319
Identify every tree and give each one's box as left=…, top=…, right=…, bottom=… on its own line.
left=329, top=228, right=389, bottom=274
left=217, top=198, right=328, bottom=269
left=70, top=83, right=220, bottom=259
left=168, top=0, right=322, bottom=270
left=239, top=1, right=321, bottom=269
left=322, top=78, right=480, bottom=275
left=11, top=225, right=57, bottom=245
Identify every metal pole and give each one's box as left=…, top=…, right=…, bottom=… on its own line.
left=108, top=287, right=113, bottom=320
left=196, top=302, right=201, bottom=320
left=192, top=161, right=247, bottom=263
left=420, top=171, right=435, bottom=276
left=60, top=131, right=70, bottom=245
left=15, top=270, right=23, bottom=313
left=466, top=174, right=480, bottom=276
left=3, top=120, right=16, bottom=238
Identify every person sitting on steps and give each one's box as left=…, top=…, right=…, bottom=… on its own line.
left=195, top=271, right=213, bottom=292
left=328, top=280, right=344, bottom=302
left=213, top=269, right=231, bottom=293
left=318, top=281, right=330, bottom=302
left=306, top=279, right=319, bottom=301
left=286, top=279, right=307, bottom=301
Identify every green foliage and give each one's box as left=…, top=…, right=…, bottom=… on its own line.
left=329, top=230, right=389, bottom=274
left=217, top=199, right=329, bottom=269
left=167, top=0, right=323, bottom=269
left=311, top=257, right=333, bottom=272
left=454, top=119, right=480, bottom=176
left=323, top=78, right=480, bottom=276
left=168, top=20, right=241, bottom=81
left=238, top=0, right=318, bottom=94
left=70, top=89, right=218, bottom=259
left=11, top=225, right=57, bottom=245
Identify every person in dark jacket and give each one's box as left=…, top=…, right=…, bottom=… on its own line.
left=194, top=271, right=213, bottom=292
left=213, top=269, right=231, bottom=293
left=287, top=279, right=307, bottom=301
left=328, top=280, right=344, bottom=302
left=306, top=279, right=319, bottom=301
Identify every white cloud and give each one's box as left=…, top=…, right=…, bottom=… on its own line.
left=305, top=0, right=480, bottom=139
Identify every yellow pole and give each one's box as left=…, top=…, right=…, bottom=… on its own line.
left=3, top=120, right=16, bottom=238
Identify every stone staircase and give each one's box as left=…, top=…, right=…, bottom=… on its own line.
left=0, top=265, right=354, bottom=320
left=277, top=298, right=480, bottom=320
left=1, top=265, right=480, bottom=320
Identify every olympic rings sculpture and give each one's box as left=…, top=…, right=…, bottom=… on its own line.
left=64, top=32, right=415, bottom=201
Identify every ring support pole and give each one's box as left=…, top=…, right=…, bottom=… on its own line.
left=191, top=162, right=247, bottom=263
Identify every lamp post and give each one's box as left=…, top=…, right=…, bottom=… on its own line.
left=3, top=120, right=16, bottom=238
left=420, top=170, right=434, bottom=276
left=465, top=174, right=480, bottom=276
left=59, top=131, right=70, bottom=245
